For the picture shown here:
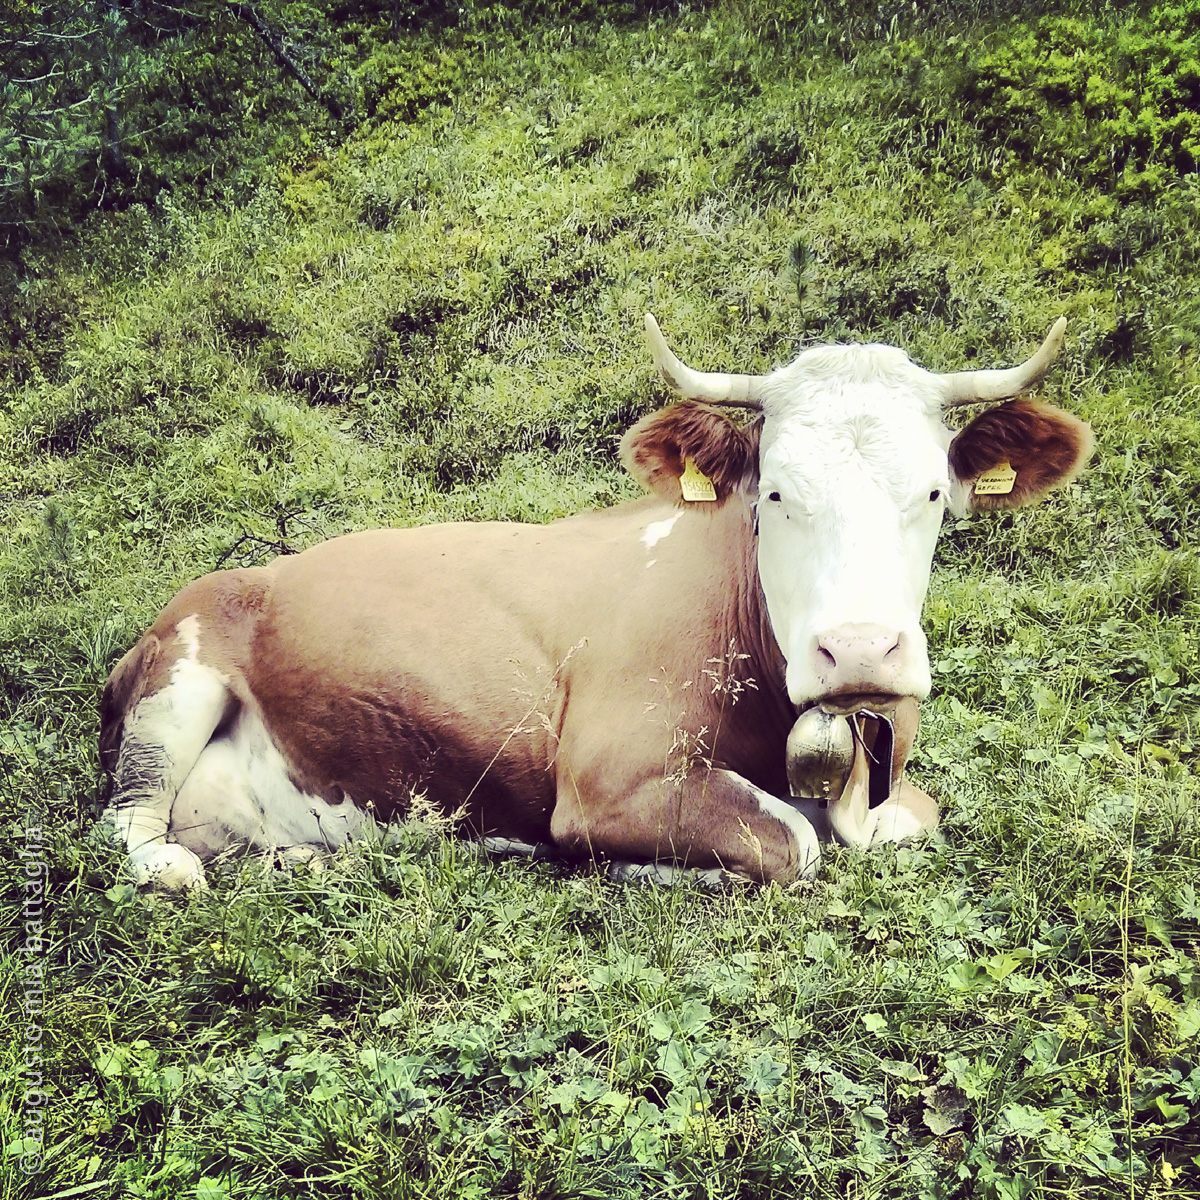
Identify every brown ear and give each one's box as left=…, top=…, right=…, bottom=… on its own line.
left=620, top=401, right=760, bottom=505
left=949, top=399, right=1094, bottom=512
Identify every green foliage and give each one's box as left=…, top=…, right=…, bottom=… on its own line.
left=349, top=42, right=464, bottom=122
left=0, top=0, right=352, bottom=252
left=964, top=5, right=1200, bottom=197
left=3, top=0, right=1200, bottom=1197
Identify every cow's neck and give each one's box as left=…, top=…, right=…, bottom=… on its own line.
left=692, top=496, right=797, bottom=748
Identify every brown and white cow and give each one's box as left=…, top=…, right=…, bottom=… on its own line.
left=99, top=315, right=1092, bottom=888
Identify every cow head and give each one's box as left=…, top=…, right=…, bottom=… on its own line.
left=625, top=315, right=1093, bottom=710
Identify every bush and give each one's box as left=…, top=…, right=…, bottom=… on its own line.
left=964, top=6, right=1200, bottom=196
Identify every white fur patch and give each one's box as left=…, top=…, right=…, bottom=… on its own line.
left=859, top=796, right=930, bottom=845
left=751, top=346, right=955, bottom=707
left=828, top=772, right=873, bottom=847
left=111, top=657, right=230, bottom=858
left=641, top=514, right=681, bottom=550
left=109, top=631, right=375, bottom=889
left=829, top=774, right=931, bottom=848
left=169, top=707, right=377, bottom=859
left=127, top=843, right=208, bottom=890
left=175, top=613, right=202, bottom=659
left=751, top=785, right=822, bottom=880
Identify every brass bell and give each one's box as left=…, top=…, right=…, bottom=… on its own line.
left=786, top=707, right=856, bottom=801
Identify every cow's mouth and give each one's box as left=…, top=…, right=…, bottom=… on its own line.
left=787, top=696, right=919, bottom=810
left=814, top=692, right=907, bottom=717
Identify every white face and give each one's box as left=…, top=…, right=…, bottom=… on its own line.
left=753, top=345, right=953, bottom=707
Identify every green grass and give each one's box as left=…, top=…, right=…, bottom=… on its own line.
left=3, top=0, right=1200, bottom=1196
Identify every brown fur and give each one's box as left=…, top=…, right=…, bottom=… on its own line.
left=621, top=402, right=761, bottom=504
left=99, top=635, right=162, bottom=778
left=101, top=495, right=819, bottom=881
left=949, top=399, right=1094, bottom=510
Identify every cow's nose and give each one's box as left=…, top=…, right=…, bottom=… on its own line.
left=814, top=624, right=904, bottom=694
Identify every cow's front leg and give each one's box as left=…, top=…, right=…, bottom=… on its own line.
left=550, top=767, right=820, bottom=884
left=827, top=738, right=940, bottom=847
left=859, top=778, right=940, bottom=844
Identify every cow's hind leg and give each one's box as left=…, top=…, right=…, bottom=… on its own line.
left=167, top=708, right=378, bottom=868
left=106, top=647, right=230, bottom=889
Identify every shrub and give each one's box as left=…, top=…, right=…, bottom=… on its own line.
left=963, top=6, right=1200, bottom=196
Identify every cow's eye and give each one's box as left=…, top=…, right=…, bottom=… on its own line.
left=767, top=491, right=782, bottom=502
left=929, top=489, right=942, bottom=502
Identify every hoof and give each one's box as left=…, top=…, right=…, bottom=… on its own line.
left=128, top=843, right=207, bottom=890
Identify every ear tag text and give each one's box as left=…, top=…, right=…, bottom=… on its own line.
left=974, top=462, right=1017, bottom=496
left=680, top=458, right=717, bottom=502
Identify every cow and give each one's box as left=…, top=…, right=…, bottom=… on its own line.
left=99, top=314, right=1092, bottom=889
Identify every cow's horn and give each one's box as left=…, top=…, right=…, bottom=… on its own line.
left=644, top=314, right=764, bottom=409
left=939, top=317, right=1067, bottom=408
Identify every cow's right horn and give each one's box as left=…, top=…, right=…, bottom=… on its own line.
left=644, top=314, right=764, bottom=409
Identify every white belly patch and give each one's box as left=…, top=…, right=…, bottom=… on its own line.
left=169, top=708, right=377, bottom=858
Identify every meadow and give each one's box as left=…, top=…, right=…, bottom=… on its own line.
left=2, top=0, right=1199, bottom=1195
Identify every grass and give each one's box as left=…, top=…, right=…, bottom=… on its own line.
left=2, top=0, right=1200, bottom=1195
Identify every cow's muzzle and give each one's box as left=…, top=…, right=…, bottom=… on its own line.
left=786, top=696, right=918, bottom=810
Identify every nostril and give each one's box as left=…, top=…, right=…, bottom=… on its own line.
left=813, top=626, right=906, bottom=690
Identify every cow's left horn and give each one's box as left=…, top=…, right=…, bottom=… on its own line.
left=644, top=314, right=764, bottom=409
left=940, top=317, right=1067, bottom=408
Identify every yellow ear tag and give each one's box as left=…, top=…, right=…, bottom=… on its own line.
left=680, top=457, right=717, bottom=502
left=974, top=462, right=1017, bottom=496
